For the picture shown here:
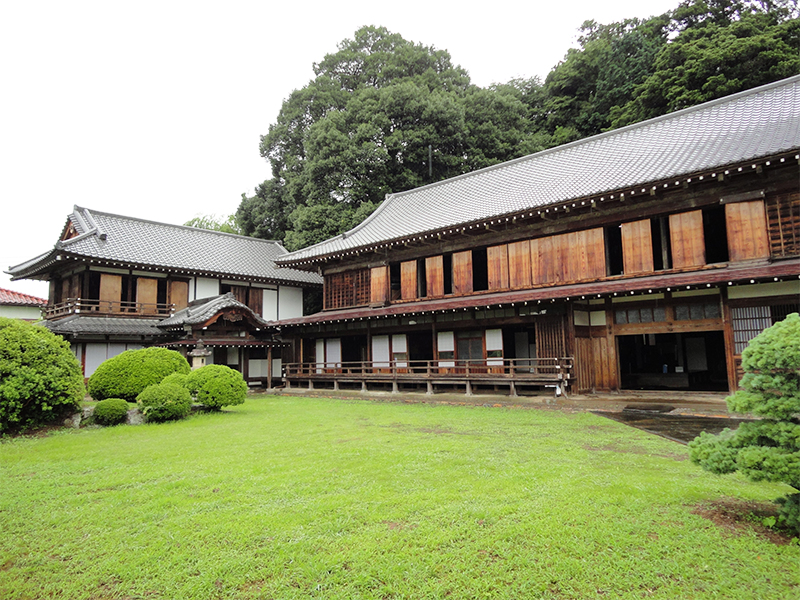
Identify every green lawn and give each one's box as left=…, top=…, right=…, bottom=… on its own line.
left=1, top=395, right=797, bottom=599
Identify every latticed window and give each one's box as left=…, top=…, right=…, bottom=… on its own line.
left=731, top=303, right=800, bottom=354
left=766, top=192, right=800, bottom=258
left=324, top=269, right=371, bottom=310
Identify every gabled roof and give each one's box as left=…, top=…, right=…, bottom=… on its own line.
left=0, top=288, right=47, bottom=307
left=157, top=293, right=270, bottom=330
left=7, top=207, right=323, bottom=286
left=277, top=75, right=800, bottom=267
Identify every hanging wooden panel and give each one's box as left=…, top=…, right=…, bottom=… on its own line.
left=247, top=287, right=263, bottom=315
left=370, top=266, right=389, bottom=304
left=137, top=277, right=158, bottom=313
left=531, top=236, right=556, bottom=285
left=766, top=191, right=800, bottom=258
left=669, top=210, right=706, bottom=268
left=726, top=200, right=770, bottom=262
left=621, top=220, right=654, bottom=275
left=99, top=274, right=122, bottom=308
left=585, top=228, right=607, bottom=279
left=169, top=280, right=189, bottom=311
left=508, top=240, right=531, bottom=289
left=400, top=261, right=417, bottom=300
left=425, top=255, right=444, bottom=297
left=452, top=251, right=473, bottom=295
left=487, top=244, right=509, bottom=291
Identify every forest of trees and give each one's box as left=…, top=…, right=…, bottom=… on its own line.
left=218, top=0, right=799, bottom=250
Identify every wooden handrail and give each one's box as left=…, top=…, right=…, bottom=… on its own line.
left=44, top=298, right=175, bottom=318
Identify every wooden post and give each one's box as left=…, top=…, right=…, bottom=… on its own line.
left=267, top=346, right=273, bottom=390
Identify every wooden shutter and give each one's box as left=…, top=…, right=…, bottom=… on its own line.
left=169, top=280, right=189, bottom=311
left=452, top=251, right=473, bottom=295
left=508, top=240, right=531, bottom=289
left=621, top=220, right=654, bottom=275
left=137, top=277, right=158, bottom=314
left=487, top=244, right=509, bottom=290
left=585, top=228, right=606, bottom=279
left=370, top=266, right=389, bottom=304
left=531, top=236, right=556, bottom=285
left=669, top=210, right=706, bottom=268
left=426, top=256, right=444, bottom=297
left=247, top=287, right=263, bottom=315
left=400, top=261, right=417, bottom=300
left=99, top=274, right=121, bottom=311
left=535, top=316, right=566, bottom=358
left=726, top=200, right=769, bottom=262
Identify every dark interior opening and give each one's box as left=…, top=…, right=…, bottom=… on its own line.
left=650, top=216, right=672, bottom=271
left=389, top=263, right=401, bottom=300
left=605, top=225, right=624, bottom=275
left=407, top=331, right=434, bottom=367
left=157, top=279, right=167, bottom=305
left=618, top=331, right=727, bottom=391
left=703, top=206, right=729, bottom=264
left=473, top=248, right=488, bottom=291
left=341, top=335, right=368, bottom=363
left=443, top=254, right=453, bottom=295
left=416, top=259, right=427, bottom=297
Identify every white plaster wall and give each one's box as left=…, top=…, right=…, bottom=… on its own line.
left=372, top=335, right=390, bottom=367
left=194, top=277, right=219, bottom=300
left=0, top=305, right=43, bottom=320
left=263, top=289, right=278, bottom=321
left=278, top=286, right=303, bottom=319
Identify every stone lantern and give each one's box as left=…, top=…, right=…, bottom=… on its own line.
left=188, top=339, right=211, bottom=370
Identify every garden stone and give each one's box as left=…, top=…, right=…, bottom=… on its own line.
left=126, top=408, right=144, bottom=426
left=64, top=413, right=82, bottom=428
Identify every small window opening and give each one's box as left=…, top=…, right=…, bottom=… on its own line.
left=473, top=248, right=488, bottom=291
left=389, top=263, right=401, bottom=301
left=443, top=254, right=453, bottom=295
left=651, top=216, right=672, bottom=270
left=417, top=258, right=427, bottom=297
left=605, top=225, right=624, bottom=275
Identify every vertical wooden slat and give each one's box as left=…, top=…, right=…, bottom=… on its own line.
left=451, top=251, right=473, bottom=295
left=507, top=240, right=531, bottom=289
left=230, top=285, right=247, bottom=304
left=247, top=287, right=263, bottom=315
left=725, top=200, right=770, bottom=262
left=487, top=244, right=509, bottom=290
left=426, top=256, right=444, bottom=297
left=400, top=261, right=417, bottom=300
left=370, top=266, right=389, bottom=304
left=621, top=219, right=654, bottom=275
left=535, top=316, right=566, bottom=358
left=669, top=210, right=706, bottom=268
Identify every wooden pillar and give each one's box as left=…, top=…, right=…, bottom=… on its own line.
left=720, top=287, right=738, bottom=393
left=267, top=346, right=273, bottom=389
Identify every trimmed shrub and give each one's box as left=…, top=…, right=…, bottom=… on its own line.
left=93, top=398, right=130, bottom=426
left=187, top=364, right=247, bottom=410
left=689, top=313, right=800, bottom=533
left=88, top=348, right=190, bottom=402
left=0, top=317, right=84, bottom=433
left=137, top=383, right=191, bottom=423
left=161, top=372, right=189, bottom=388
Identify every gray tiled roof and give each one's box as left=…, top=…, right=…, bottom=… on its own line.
left=158, top=293, right=270, bottom=329
left=8, top=207, right=322, bottom=286
left=40, top=315, right=164, bottom=337
left=278, top=75, right=800, bottom=265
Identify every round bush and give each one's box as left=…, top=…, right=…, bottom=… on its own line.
left=93, top=398, right=130, bottom=426
left=161, top=372, right=189, bottom=388
left=136, top=383, right=192, bottom=423
left=187, top=364, right=247, bottom=410
left=0, top=317, right=84, bottom=432
left=88, top=347, right=190, bottom=402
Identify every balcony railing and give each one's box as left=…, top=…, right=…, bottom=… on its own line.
left=45, top=298, right=175, bottom=319
left=283, top=357, right=573, bottom=396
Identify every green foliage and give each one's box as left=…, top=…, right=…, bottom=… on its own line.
left=689, top=313, right=800, bottom=532
left=136, top=383, right=192, bottom=423
left=0, top=317, right=84, bottom=432
left=93, top=398, right=130, bottom=426
left=184, top=214, right=242, bottom=235
left=161, top=372, right=189, bottom=388
left=186, top=365, right=247, bottom=410
left=88, top=348, right=190, bottom=402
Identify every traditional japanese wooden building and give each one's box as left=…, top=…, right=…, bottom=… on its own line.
left=7, top=207, right=322, bottom=384
left=272, top=76, right=800, bottom=396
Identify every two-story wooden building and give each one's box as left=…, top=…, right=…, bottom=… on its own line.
left=7, top=206, right=322, bottom=384
left=272, top=76, right=800, bottom=396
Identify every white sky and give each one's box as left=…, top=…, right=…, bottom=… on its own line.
left=0, top=0, right=678, bottom=298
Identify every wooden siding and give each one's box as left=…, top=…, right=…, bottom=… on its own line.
left=487, top=244, right=509, bottom=291
left=530, top=228, right=605, bottom=286
left=669, top=210, right=706, bottom=268
left=726, top=200, right=769, bottom=262
left=766, top=191, right=800, bottom=258
left=507, top=240, right=531, bottom=289
left=168, top=280, right=188, bottom=311
left=231, top=285, right=248, bottom=305
left=99, top=273, right=121, bottom=304
left=370, top=266, right=389, bottom=304
left=425, top=256, right=444, bottom=297
left=535, top=316, right=566, bottom=358
left=621, top=220, right=654, bottom=274
left=400, top=261, right=417, bottom=300
left=452, top=251, right=473, bottom=295
left=324, top=269, right=370, bottom=310
left=247, top=287, right=263, bottom=315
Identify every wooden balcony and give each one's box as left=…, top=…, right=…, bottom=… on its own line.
left=44, top=298, right=175, bottom=319
left=283, top=357, right=573, bottom=397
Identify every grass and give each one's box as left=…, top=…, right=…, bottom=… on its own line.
left=0, top=395, right=797, bottom=599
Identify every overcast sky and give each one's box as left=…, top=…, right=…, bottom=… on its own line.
left=1, top=0, right=678, bottom=298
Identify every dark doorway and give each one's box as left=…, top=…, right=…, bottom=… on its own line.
left=341, top=335, right=367, bottom=364
left=618, top=331, right=727, bottom=391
